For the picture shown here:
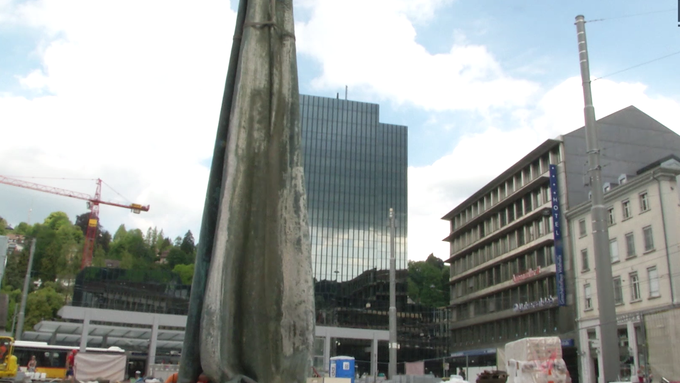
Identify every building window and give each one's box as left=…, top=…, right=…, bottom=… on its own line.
left=625, top=233, right=636, bottom=258
left=610, top=239, right=619, bottom=263
left=648, top=267, right=660, bottom=298
left=581, top=249, right=589, bottom=271
left=607, top=207, right=615, bottom=225
left=630, top=272, right=641, bottom=301
left=578, top=219, right=587, bottom=237
left=622, top=200, right=631, bottom=219
left=613, top=277, right=623, bottom=305
left=640, top=192, right=650, bottom=212
left=643, top=226, right=654, bottom=252
left=584, top=284, right=592, bottom=310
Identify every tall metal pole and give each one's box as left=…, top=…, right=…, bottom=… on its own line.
left=575, top=15, right=620, bottom=383
left=388, top=208, right=397, bottom=379
left=16, top=238, right=36, bottom=340
left=9, top=303, right=18, bottom=336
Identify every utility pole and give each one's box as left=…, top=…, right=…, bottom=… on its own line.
left=15, top=238, right=36, bottom=340
left=0, top=236, right=7, bottom=286
left=388, top=208, right=397, bottom=379
left=575, top=15, right=620, bottom=383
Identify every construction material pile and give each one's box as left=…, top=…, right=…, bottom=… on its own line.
left=505, top=337, right=569, bottom=383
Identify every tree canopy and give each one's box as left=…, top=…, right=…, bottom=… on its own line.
left=407, top=254, right=450, bottom=308
left=1, top=210, right=197, bottom=329
left=0, top=217, right=8, bottom=235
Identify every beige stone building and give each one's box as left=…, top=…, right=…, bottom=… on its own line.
left=567, top=156, right=680, bottom=383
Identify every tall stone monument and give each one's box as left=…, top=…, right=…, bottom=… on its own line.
left=178, top=0, right=315, bottom=382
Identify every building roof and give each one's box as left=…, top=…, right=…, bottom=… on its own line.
left=23, top=306, right=389, bottom=353
left=442, top=105, right=680, bottom=222
left=24, top=321, right=185, bottom=350
left=636, top=154, right=680, bottom=175
left=561, top=106, right=680, bottom=207
left=565, top=155, right=680, bottom=218
left=441, top=139, right=561, bottom=221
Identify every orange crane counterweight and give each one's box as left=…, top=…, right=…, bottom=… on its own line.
left=0, top=176, right=150, bottom=269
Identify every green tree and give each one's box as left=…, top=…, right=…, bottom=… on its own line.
left=0, top=217, right=9, bottom=235
left=91, top=246, right=107, bottom=267
left=3, top=247, right=29, bottom=291
left=158, top=237, right=172, bottom=253
left=180, top=231, right=196, bottom=256
left=173, top=264, right=195, bottom=285
left=33, top=212, right=84, bottom=282
left=120, top=251, right=135, bottom=269
left=407, top=254, right=450, bottom=308
left=2, top=288, right=22, bottom=329
left=113, top=224, right=127, bottom=242
left=156, top=230, right=172, bottom=253
left=23, top=286, right=65, bottom=330
left=12, top=222, right=32, bottom=235
left=108, top=226, right=155, bottom=268
left=166, top=248, right=192, bottom=269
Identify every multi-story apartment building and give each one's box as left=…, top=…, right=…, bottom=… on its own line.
left=567, top=156, right=680, bottom=383
left=442, top=141, right=576, bottom=375
left=441, top=106, right=680, bottom=382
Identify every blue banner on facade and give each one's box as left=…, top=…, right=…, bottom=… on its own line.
left=550, top=165, right=567, bottom=306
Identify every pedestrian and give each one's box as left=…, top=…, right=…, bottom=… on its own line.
left=638, top=366, right=645, bottom=383
left=66, top=349, right=78, bottom=382
left=27, top=355, right=37, bottom=372
left=459, top=368, right=466, bottom=381
left=0, top=341, right=7, bottom=361
left=135, top=371, right=144, bottom=383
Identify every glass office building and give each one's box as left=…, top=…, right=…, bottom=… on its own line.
left=299, top=94, right=408, bottom=283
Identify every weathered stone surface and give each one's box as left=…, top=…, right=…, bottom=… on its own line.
left=178, top=0, right=314, bottom=382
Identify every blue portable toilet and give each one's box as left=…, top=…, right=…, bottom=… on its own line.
left=329, top=356, right=355, bottom=382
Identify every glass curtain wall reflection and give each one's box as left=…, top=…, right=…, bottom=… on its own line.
left=300, top=95, right=408, bottom=283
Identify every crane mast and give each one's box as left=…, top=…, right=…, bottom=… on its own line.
left=0, top=176, right=150, bottom=269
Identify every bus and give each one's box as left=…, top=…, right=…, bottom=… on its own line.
left=12, top=340, right=125, bottom=379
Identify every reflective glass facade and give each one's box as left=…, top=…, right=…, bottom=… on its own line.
left=300, top=95, right=408, bottom=283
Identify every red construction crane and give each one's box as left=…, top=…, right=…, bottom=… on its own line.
left=0, top=176, right=150, bottom=269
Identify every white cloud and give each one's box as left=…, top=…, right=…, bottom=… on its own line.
left=1, top=0, right=236, bottom=238
left=407, top=76, right=680, bottom=262
left=3, top=0, right=679, bottom=268
left=18, top=70, right=49, bottom=90
left=295, top=0, right=539, bottom=112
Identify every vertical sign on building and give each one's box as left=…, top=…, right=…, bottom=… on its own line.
left=549, top=165, right=567, bottom=306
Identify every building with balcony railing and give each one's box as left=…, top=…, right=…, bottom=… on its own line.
left=442, top=140, right=574, bottom=375
left=441, top=106, right=680, bottom=383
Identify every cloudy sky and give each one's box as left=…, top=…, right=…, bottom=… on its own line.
left=1, top=0, right=679, bottom=262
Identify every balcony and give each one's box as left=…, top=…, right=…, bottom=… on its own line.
left=449, top=263, right=557, bottom=306
left=449, top=232, right=554, bottom=284
left=444, top=174, right=550, bottom=240
left=445, top=203, right=552, bottom=264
